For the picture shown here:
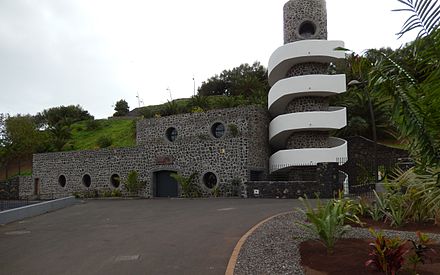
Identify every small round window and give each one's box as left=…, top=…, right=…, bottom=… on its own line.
left=211, top=123, right=225, bottom=138
left=203, top=172, right=218, bottom=189
left=58, top=175, right=66, bottom=188
left=110, top=174, right=120, bottom=188
left=166, top=127, right=178, bottom=142
left=82, top=174, right=91, bottom=188
left=299, top=21, right=316, bottom=38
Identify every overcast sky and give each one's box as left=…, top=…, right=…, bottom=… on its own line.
left=0, top=0, right=420, bottom=119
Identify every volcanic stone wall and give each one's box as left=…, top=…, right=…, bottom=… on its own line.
left=31, top=105, right=270, bottom=198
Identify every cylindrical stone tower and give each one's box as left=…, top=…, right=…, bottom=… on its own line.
left=268, top=0, right=348, bottom=177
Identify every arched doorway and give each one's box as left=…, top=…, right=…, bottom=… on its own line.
left=154, top=171, right=178, bottom=197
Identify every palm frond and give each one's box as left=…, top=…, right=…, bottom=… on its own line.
left=394, top=0, right=440, bottom=38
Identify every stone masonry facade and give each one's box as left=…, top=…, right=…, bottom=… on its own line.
left=31, top=106, right=270, bottom=198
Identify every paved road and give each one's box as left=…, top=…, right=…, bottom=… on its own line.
left=0, top=198, right=302, bottom=275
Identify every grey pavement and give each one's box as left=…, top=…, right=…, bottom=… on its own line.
left=0, top=198, right=302, bottom=275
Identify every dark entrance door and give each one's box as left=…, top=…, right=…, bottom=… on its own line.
left=34, top=178, right=40, bottom=196
left=155, top=171, right=178, bottom=197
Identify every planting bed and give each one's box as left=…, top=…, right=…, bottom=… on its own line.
left=234, top=212, right=440, bottom=275
left=300, top=239, right=440, bottom=275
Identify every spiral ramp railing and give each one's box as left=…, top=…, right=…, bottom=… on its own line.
left=268, top=40, right=348, bottom=173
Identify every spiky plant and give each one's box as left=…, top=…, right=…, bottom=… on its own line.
left=394, top=0, right=440, bottom=38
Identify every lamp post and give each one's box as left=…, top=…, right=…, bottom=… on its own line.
left=348, top=80, right=378, bottom=182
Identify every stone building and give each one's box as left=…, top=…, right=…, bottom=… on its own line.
left=28, top=106, right=269, bottom=198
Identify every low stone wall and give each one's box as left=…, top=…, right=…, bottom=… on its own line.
left=0, top=196, right=77, bottom=225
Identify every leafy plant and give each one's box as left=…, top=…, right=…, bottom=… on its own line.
left=85, top=119, right=101, bottom=131
left=124, top=170, right=143, bottom=195
left=394, top=0, right=440, bottom=38
left=228, top=124, right=240, bottom=137
left=408, top=231, right=437, bottom=273
left=170, top=172, right=201, bottom=198
left=111, top=189, right=122, bottom=197
left=211, top=185, right=221, bottom=198
left=368, top=202, right=385, bottom=222
left=297, top=196, right=355, bottom=254
left=365, top=229, right=409, bottom=275
left=96, top=136, right=113, bottom=148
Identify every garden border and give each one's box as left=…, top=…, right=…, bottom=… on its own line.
left=225, top=211, right=294, bottom=275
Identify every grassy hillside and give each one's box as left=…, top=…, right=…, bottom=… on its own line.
left=63, top=118, right=136, bottom=151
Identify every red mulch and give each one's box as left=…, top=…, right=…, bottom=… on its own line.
left=300, top=220, right=440, bottom=275
left=352, top=217, right=440, bottom=234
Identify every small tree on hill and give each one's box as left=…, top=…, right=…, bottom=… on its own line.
left=113, top=100, right=129, bottom=117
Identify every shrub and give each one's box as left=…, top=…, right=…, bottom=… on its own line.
left=408, top=231, right=437, bottom=273
left=170, top=172, right=201, bottom=198
left=96, top=136, right=113, bottom=148
left=124, top=170, right=143, bottom=195
left=228, top=124, right=240, bottom=137
left=297, top=196, right=356, bottom=254
left=85, top=119, right=101, bottom=131
left=111, top=189, right=122, bottom=197
left=139, top=107, right=154, bottom=118
left=365, top=229, right=409, bottom=275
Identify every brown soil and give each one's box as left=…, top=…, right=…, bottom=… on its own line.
left=352, top=217, right=440, bottom=234
left=300, top=219, right=440, bottom=275
left=300, top=239, right=440, bottom=275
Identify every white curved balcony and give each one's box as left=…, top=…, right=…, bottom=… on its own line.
left=269, top=137, right=348, bottom=173
left=268, top=74, right=347, bottom=116
left=268, top=40, right=345, bottom=86
left=269, top=107, right=347, bottom=149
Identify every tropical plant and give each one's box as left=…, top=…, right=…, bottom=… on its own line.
left=365, top=229, right=409, bottom=275
left=393, top=0, right=440, bottom=38
left=368, top=0, right=440, bottom=167
left=170, top=172, right=201, bottom=198
left=392, top=166, right=440, bottom=224
left=297, top=196, right=356, bottom=254
left=124, top=170, right=143, bottom=195
left=408, top=231, right=438, bottom=273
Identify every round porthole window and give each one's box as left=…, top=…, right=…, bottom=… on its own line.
left=166, top=127, right=178, bottom=142
left=110, top=174, right=120, bottom=188
left=203, top=172, right=217, bottom=189
left=299, top=21, right=316, bottom=38
left=211, top=123, right=225, bottom=138
left=82, top=174, right=91, bottom=188
left=58, top=175, right=66, bottom=187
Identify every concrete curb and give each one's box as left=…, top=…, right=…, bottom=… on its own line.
left=225, top=211, right=293, bottom=275
left=0, top=196, right=77, bottom=225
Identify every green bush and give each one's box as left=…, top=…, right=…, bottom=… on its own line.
left=111, top=189, right=122, bottom=197
left=85, top=119, right=101, bottom=131
left=124, top=170, right=143, bottom=195
left=228, top=124, right=240, bottom=137
left=170, top=172, right=201, bottom=198
left=297, top=196, right=359, bottom=254
left=96, top=136, right=113, bottom=148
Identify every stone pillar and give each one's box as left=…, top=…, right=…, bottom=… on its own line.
left=316, top=162, right=341, bottom=198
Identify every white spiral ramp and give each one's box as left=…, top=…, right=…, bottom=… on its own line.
left=268, top=40, right=348, bottom=174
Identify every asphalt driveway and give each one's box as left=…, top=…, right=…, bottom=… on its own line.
left=0, top=198, right=301, bottom=275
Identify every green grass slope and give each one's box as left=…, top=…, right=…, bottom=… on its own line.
left=64, top=118, right=136, bottom=151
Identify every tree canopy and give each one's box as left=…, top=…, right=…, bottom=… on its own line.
left=198, top=62, right=269, bottom=98
left=113, top=99, right=129, bottom=117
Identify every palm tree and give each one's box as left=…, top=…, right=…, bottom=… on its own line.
left=369, top=0, right=440, bottom=167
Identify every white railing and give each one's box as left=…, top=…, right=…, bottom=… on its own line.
left=268, top=74, right=346, bottom=116
left=268, top=40, right=345, bottom=86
